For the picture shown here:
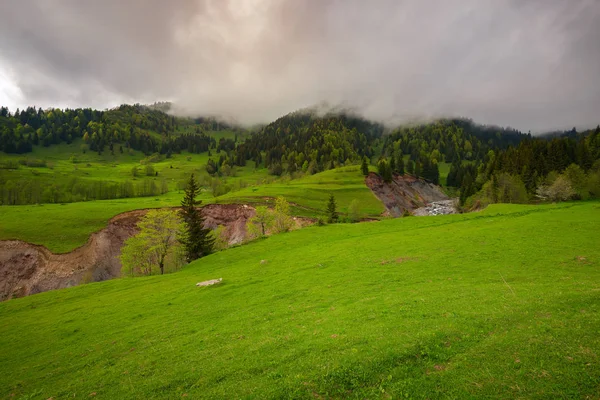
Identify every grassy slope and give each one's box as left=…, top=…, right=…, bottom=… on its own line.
left=0, top=139, right=265, bottom=191
left=1, top=202, right=598, bottom=399
left=218, top=166, right=384, bottom=217
left=0, top=166, right=383, bottom=253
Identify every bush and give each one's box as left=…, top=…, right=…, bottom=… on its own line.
left=587, top=171, right=600, bottom=198
left=273, top=196, right=294, bottom=233
left=347, top=199, right=362, bottom=222
left=536, top=175, right=575, bottom=202
left=145, top=165, right=155, bottom=176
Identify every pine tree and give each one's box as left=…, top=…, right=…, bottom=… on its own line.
left=377, top=158, right=393, bottom=183
left=327, top=194, right=339, bottom=223
left=397, top=155, right=405, bottom=175
left=180, top=174, right=214, bottom=262
left=361, top=157, right=369, bottom=176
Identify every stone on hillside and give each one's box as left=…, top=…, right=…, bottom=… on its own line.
left=196, top=278, right=223, bottom=287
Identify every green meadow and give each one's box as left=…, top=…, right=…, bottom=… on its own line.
left=0, top=165, right=384, bottom=253
left=0, top=138, right=264, bottom=192
left=1, top=202, right=598, bottom=399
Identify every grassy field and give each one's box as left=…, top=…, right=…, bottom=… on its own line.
left=0, top=138, right=267, bottom=192
left=0, top=166, right=383, bottom=253
left=218, top=166, right=384, bottom=217
left=0, top=202, right=598, bottom=399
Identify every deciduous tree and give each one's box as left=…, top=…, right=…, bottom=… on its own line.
left=120, top=209, right=184, bottom=276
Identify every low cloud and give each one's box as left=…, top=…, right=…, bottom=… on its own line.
left=1, top=0, right=599, bottom=131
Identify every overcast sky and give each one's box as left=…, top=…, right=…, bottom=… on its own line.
left=0, top=0, right=599, bottom=131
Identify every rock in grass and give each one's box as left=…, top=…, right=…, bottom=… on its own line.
left=196, top=278, right=223, bottom=287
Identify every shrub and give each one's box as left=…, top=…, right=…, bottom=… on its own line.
left=536, top=175, right=575, bottom=202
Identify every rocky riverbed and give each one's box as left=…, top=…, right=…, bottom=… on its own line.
left=412, top=199, right=459, bottom=216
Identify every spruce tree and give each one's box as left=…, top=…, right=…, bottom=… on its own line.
left=326, top=194, right=339, bottom=223
left=377, top=158, right=393, bottom=183
left=361, top=157, right=369, bottom=176
left=180, top=174, right=214, bottom=262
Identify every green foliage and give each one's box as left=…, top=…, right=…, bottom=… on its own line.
left=273, top=196, right=294, bottom=233
left=1, top=203, right=599, bottom=398
left=119, top=209, right=184, bottom=276
left=180, top=174, right=214, bottom=262
left=0, top=175, right=168, bottom=205
left=326, top=194, right=339, bottom=223
left=563, top=163, right=588, bottom=199
left=247, top=206, right=274, bottom=238
left=536, top=174, right=575, bottom=202
left=209, top=225, right=229, bottom=251
left=234, top=112, right=383, bottom=174
left=406, top=159, right=414, bottom=175
left=0, top=104, right=217, bottom=156
left=144, top=164, right=155, bottom=176
left=361, top=157, right=369, bottom=176
left=377, top=158, right=393, bottom=182
left=347, top=199, right=361, bottom=222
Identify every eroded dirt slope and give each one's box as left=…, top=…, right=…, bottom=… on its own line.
left=365, top=172, right=450, bottom=216
left=0, top=204, right=257, bottom=300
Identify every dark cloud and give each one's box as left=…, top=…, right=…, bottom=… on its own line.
left=0, top=0, right=599, bottom=131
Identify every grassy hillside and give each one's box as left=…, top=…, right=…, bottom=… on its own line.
left=0, top=166, right=384, bottom=253
left=0, top=138, right=264, bottom=192
left=1, top=202, right=598, bottom=399
left=218, top=166, right=384, bottom=217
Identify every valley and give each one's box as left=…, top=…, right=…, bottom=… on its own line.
left=0, top=104, right=599, bottom=399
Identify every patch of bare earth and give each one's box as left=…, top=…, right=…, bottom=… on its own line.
left=364, top=172, right=451, bottom=217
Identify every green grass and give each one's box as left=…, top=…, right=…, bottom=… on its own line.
left=0, top=139, right=257, bottom=192
left=1, top=202, right=599, bottom=399
left=0, top=197, right=175, bottom=253
left=438, top=162, right=450, bottom=186
left=219, top=166, right=385, bottom=217
left=0, top=165, right=383, bottom=253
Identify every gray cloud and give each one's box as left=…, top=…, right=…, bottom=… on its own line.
left=0, top=0, right=599, bottom=131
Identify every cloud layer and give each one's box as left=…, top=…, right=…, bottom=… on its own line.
left=1, top=0, right=599, bottom=131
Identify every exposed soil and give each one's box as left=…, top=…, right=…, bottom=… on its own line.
left=0, top=204, right=266, bottom=300
left=365, top=172, right=450, bottom=217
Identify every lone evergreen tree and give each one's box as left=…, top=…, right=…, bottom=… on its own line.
left=180, top=174, right=214, bottom=262
left=361, top=157, right=369, bottom=176
left=327, top=194, right=339, bottom=223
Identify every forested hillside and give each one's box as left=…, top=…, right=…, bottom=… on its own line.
left=0, top=105, right=251, bottom=205
left=2, top=103, right=599, bottom=208
left=0, top=104, right=217, bottom=156
left=230, top=111, right=383, bottom=175
left=451, top=127, right=600, bottom=205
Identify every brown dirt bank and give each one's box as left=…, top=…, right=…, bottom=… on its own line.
left=0, top=204, right=272, bottom=300
left=365, top=172, right=449, bottom=217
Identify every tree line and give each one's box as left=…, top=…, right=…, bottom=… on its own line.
left=0, top=176, right=169, bottom=205
left=0, top=104, right=216, bottom=156
left=454, top=126, right=600, bottom=206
